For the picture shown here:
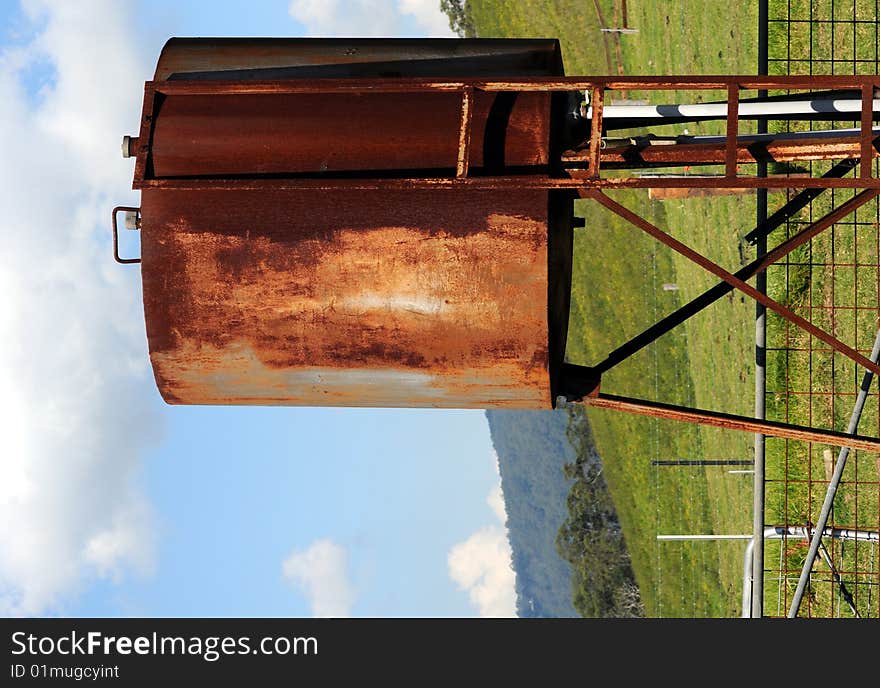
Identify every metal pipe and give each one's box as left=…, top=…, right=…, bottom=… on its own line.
left=751, top=192, right=768, bottom=616
left=651, top=460, right=753, bottom=466
left=787, top=327, right=880, bottom=618
left=752, top=0, right=768, bottom=619
left=587, top=98, right=880, bottom=120
left=658, top=534, right=753, bottom=540
left=743, top=528, right=777, bottom=617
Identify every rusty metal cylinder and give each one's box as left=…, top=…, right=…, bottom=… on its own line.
left=135, top=38, right=573, bottom=409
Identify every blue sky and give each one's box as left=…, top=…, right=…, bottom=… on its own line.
left=0, top=0, right=516, bottom=618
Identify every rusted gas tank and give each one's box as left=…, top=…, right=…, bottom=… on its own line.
left=128, top=38, right=575, bottom=409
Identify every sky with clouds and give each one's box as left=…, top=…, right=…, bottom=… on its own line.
left=0, top=0, right=517, bottom=618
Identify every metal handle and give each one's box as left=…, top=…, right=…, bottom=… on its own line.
left=112, top=206, right=141, bottom=264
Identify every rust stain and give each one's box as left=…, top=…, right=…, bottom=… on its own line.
left=150, top=91, right=550, bottom=177
left=141, top=189, right=553, bottom=408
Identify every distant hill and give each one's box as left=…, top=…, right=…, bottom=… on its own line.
left=485, top=408, right=583, bottom=617
left=487, top=406, right=642, bottom=618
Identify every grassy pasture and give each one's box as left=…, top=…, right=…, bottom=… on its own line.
left=469, top=0, right=880, bottom=616
left=469, top=0, right=758, bottom=616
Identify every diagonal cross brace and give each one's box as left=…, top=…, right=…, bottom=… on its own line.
left=579, top=392, right=880, bottom=452
left=590, top=184, right=879, bottom=375
left=584, top=189, right=880, bottom=379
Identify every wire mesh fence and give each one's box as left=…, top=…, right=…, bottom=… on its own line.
left=762, top=0, right=880, bottom=618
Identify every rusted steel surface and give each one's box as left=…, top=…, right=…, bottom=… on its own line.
left=567, top=135, right=876, bottom=167
left=132, top=85, right=155, bottom=193
left=580, top=393, right=880, bottom=452
left=136, top=39, right=574, bottom=410
left=862, top=83, right=874, bottom=179
left=149, top=90, right=551, bottom=177
left=456, top=88, right=473, bottom=178
left=141, top=188, right=556, bottom=408
left=587, top=87, right=604, bottom=177
left=726, top=85, right=740, bottom=176
left=148, top=74, right=880, bottom=93
left=153, top=38, right=564, bottom=81
left=134, top=72, right=880, bottom=189
left=586, top=190, right=880, bottom=378
left=134, top=174, right=880, bottom=191
left=565, top=173, right=880, bottom=189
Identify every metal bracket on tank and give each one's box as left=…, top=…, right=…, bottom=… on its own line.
left=111, top=206, right=142, bottom=264
left=559, top=363, right=601, bottom=401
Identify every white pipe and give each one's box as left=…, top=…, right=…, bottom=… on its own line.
left=656, top=526, right=878, bottom=617
left=587, top=99, right=880, bottom=120
left=657, top=534, right=753, bottom=541
left=743, top=528, right=780, bottom=618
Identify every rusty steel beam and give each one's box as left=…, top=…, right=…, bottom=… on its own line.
left=862, top=83, right=875, bottom=179
left=132, top=85, right=156, bottom=188
left=599, top=76, right=880, bottom=91
left=591, top=186, right=880, bottom=375
left=585, top=189, right=880, bottom=378
left=577, top=135, right=875, bottom=168
left=726, top=85, right=740, bottom=177
left=456, top=87, right=473, bottom=178
left=743, top=158, right=859, bottom=243
left=588, top=87, right=604, bottom=177
left=147, top=75, right=880, bottom=96
left=580, top=393, right=880, bottom=452
left=134, top=174, right=880, bottom=191
left=754, top=187, right=879, bottom=266
left=568, top=174, right=880, bottom=189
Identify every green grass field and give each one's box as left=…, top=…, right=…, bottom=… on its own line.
left=469, top=0, right=760, bottom=616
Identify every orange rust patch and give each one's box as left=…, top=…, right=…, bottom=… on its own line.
left=141, top=188, right=552, bottom=408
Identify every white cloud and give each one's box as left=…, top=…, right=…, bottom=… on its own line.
left=486, top=480, right=508, bottom=525
left=397, top=0, right=457, bottom=35
left=448, top=526, right=516, bottom=617
left=288, top=0, right=456, bottom=37
left=447, top=454, right=516, bottom=617
left=0, top=0, right=160, bottom=615
left=283, top=539, right=356, bottom=617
